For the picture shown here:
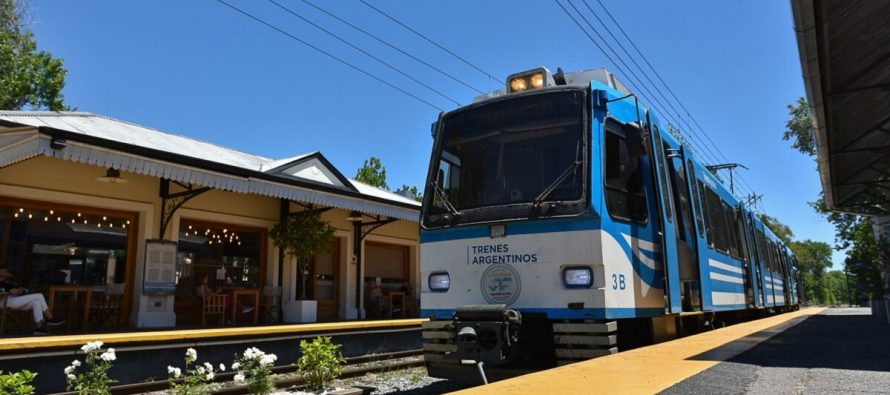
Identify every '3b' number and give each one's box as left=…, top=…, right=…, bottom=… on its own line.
left=611, top=274, right=626, bottom=290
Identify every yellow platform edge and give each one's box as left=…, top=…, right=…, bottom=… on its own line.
left=450, top=308, right=825, bottom=395
left=0, top=318, right=427, bottom=351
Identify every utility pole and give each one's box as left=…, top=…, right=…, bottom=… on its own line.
left=706, top=163, right=749, bottom=194
left=744, top=193, right=763, bottom=209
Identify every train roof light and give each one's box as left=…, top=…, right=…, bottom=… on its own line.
left=507, top=67, right=555, bottom=93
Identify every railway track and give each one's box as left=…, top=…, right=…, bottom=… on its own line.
left=48, top=349, right=424, bottom=395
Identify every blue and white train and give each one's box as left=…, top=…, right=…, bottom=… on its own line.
left=418, top=67, right=800, bottom=382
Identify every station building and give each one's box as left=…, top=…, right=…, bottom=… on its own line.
left=0, top=111, right=420, bottom=332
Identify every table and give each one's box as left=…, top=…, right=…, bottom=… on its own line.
left=48, top=285, right=93, bottom=330
left=231, top=288, right=260, bottom=324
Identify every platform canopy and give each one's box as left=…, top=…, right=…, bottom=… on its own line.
left=792, top=0, right=890, bottom=215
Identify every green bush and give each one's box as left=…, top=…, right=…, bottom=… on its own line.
left=295, top=336, right=345, bottom=391
left=0, top=370, right=36, bottom=395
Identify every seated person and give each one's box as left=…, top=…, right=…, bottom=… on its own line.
left=196, top=273, right=253, bottom=314
left=0, top=268, right=65, bottom=335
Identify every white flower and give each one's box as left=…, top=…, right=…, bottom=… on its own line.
left=64, top=366, right=74, bottom=375
left=259, top=353, right=277, bottom=367
left=233, top=373, right=245, bottom=383
left=100, top=348, right=116, bottom=362
left=71, top=360, right=81, bottom=367
left=203, top=362, right=214, bottom=372
left=243, top=347, right=262, bottom=359
left=196, top=366, right=205, bottom=375
left=185, top=348, right=197, bottom=362
left=206, top=371, right=215, bottom=381
left=167, top=366, right=182, bottom=378
left=67, top=374, right=76, bottom=381
left=231, top=362, right=240, bottom=370
left=81, top=341, right=104, bottom=352
left=219, top=363, right=226, bottom=371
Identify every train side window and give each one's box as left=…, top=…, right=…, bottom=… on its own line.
left=688, top=160, right=706, bottom=239
left=722, top=202, right=741, bottom=259
left=736, top=210, right=750, bottom=263
left=652, top=126, right=673, bottom=222
left=604, top=121, right=647, bottom=223
left=702, top=185, right=730, bottom=253
left=700, top=181, right=714, bottom=248
left=668, top=157, right=695, bottom=243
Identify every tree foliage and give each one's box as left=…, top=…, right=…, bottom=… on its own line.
left=789, top=239, right=833, bottom=303
left=783, top=96, right=816, bottom=156
left=395, top=184, right=422, bottom=202
left=269, top=208, right=335, bottom=299
left=355, top=156, right=389, bottom=190
left=0, top=0, right=71, bottom=111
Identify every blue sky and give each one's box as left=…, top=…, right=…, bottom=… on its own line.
left=27, top=0, right=844, bottom=267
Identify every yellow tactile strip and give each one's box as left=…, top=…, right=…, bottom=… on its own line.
left=0, top=318, right=426, bottom=352
left=451, top=308, right=825, bottom=395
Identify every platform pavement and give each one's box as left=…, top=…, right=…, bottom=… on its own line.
left=449, top=308, right=825, bottom=395
left=661, top=307, right=890, bottom=394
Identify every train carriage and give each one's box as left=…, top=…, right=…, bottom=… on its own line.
left=418, top=67, right=800, bottom=382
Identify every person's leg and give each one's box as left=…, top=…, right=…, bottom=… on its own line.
left=6, top=294, right=46, bottom=325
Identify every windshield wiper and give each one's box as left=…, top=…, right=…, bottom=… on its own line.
left=430, top=181, right=460, bottom=217
left=533, top=160, right=581, bottom=206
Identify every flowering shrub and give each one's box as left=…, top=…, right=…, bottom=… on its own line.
left=0, top=370, right=37, bottom=395
left=65, top=341, right=117, bottom=395
left=296, top=336, right=345, bottom=391
left=232, top=347, right=277, bottom=395
left=167, top=348, right=221, bottom=395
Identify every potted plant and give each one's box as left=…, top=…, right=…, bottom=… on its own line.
left=270, top=207, right=335, bottom=323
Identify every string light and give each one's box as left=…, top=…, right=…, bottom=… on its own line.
left=27, top=213, right=32, bottom=219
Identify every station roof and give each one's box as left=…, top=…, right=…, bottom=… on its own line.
left=0, top=111, right=420, bottom=220
left=792, top=0, right=890, bottom=215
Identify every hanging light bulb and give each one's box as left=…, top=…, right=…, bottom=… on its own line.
left=77, top=212, right=82, bottom=217
left=71, top=218, right=75, bottom=223
left=57, top=217, right=62, bottom=222
left=209, top=240, right=214, bottom=245
left=49, top=210, right=54, bottom=215
left=97, top=223, right=102, bottom=228
left=102, top=216, right=107, bottom=221
left=18, top=208, right=24, bottom=213
left=109, top=223, right=114, bottom=228
left=188, top=225, right=192, bottom=229
left=83, top=219, right=88, bottom=224
left=14, top=213, right=18, bottom=218
left=126, top=220, right=130, bottom=225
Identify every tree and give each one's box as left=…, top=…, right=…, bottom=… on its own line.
left=783, top=96, right=816, bottom=156
left=269, top=208, right=335, bottom=300
left=395, top=184, right=422, bottom=202
left=789, top=240, right=833, bottom=304
left=354, top=157, right=388, bottom=190
left=758, top=213, right=794, bottom=245
left=0, top=0, right=71, bottom=111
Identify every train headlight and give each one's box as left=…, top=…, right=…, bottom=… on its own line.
left=429, top=272, right=451, bottom=292
left=507, top=67, right=554, bottom=93
left=563, top=267, right=593, bottom=288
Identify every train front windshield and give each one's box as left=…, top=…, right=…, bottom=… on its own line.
left=424, top=89, right=588, bottom=227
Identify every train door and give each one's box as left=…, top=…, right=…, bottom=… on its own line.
left=643, top=115, right=682, bottom=314
left=742, top=212, right=764, bottom=307
left=683, top=153, right=713, bottom=311
left=668, top=147, right=703, bottom=312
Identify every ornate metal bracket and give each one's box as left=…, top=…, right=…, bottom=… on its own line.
left=358, top=215, right=398, bottom=241
left=159, top=179, right=211, bottom=239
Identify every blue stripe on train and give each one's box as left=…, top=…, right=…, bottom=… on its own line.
left=421, top=307, right=665, bottom=320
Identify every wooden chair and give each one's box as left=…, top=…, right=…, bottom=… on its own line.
left=261, top=286, right=281, bottom=324
left=90, top=293, right=123, bottom=330
left=1, top=292, right=33, bottom=335
left=201, top=294, right=228, bottom=326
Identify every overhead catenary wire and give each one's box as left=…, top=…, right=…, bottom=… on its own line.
left=556, top=0, right=728, bottom=180
left=299, top=0, right=485, bottom=95
left=266, top=0, right=461, bottom=106
left=591, top=0, right=758, bottom=197
left=358, top=0, right=505, bottom=86
left=560, top=0, right=756, bottom=198
left=214, top=0, right=445, bottom=112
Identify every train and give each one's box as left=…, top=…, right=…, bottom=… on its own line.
left=418, top=67, right=801, bottom=383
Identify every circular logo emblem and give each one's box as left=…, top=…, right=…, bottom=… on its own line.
left=480, top=264, right=521, bottom=305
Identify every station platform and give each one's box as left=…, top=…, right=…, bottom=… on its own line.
left=451, top=308, right=831, bottom=394
left=0, top=318, right=425, bottom=393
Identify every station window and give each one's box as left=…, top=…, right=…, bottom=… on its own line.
left=604, top=120, right=647, bottom=223
left=175, top=220, right=265, bottom=301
